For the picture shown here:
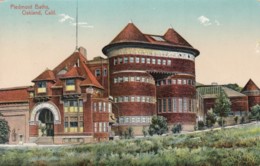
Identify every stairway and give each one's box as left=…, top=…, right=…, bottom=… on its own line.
left=35, top=136, right=54, bottom=145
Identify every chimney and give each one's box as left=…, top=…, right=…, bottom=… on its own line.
left=78, top=46, right=87, bottom=59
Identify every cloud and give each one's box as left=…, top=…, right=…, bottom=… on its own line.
left=198, top=16, right=212, bottom=26
left=256, top=42, right=260, bottom=53
left=59, top=14, right=74, bottom=23
left=70, top=22, right=94, bottom=28
left=198, top=15, right=221, bottom=26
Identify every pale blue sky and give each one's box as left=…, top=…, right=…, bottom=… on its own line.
left=0, top=0, right=260, bottom=88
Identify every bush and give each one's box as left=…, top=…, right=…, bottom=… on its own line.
left=197, top=120, right=205, bottom=130
left=142, top=127, right=148, bottom=137
left=206, top=109, right=217, bottom=128
left=0, top=115, right=10, bottom=144
left=234, top=116, right=238, bottom=124
left=148, top=116, right=168, bottom=136
left=119, top=127, right=134, bottom=139
left=171, top=123, right=182, bottom=134
left=217, top=118, right=226, bottom=127
left=240, top=116, right=245, bottom=124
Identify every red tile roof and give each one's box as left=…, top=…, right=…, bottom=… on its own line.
left=241, top=79, right=260, bottom=92
left=59, top=67, right=85, bottom=79
left=32, top=69, right=55, bottom=82
left=0, top=86, right=29, bottom=103
left=109, top=23, right=193, bottom=48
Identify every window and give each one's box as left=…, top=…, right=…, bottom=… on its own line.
left=158, top=99, right=162, bottom=112
left=141, top=96, right=145, bottom=102
left=118, top=97, right=123, bottom=102
left=163, top=99, right=167, bottom=112
left=167, top=60, right=171, bottom=66
left=147, top=58, right=151, bottom=64
left=142, top=117, right=146, bottom=123
left=146, top=97, right=149, bottom=103
left=103, top=102, right=106, bottom=112
left=172, top=79, right=176, bottom=84
left=183, top=98, right=188, bottom=112
left=136, top=117, right=141, bottom=123
left=152, top=58, right=156, bottom=64
left=94, top=123, right=97, bottom=132
left=103, top=68, right=107, bottom=76
left=99, top=122, right=102, bottom=132
left=93, top=103, right=97, bottom=112
left=136, top=77, right=140, bottom=82
left=95, top=69, right=101, bottom=77
left=118, top=77, right=123, bottom=83
left=98, top=102, right=102, bottom=112
left=135, top=57, right=140, bottom=63
left=66, top=79, right=75, bottom=91
left=37, top=81, right=46, bottom=93
left=118, top=57, right=123, bottom=64
left=114, top=58, right=117, bottom=65
left=131, top=96, right=135, bottom=102
left=103, top=122, right=107, bottom=132
left=162, top=60, right=166, bottom=65
left=124, top=96, right=129, bottom=102
left=178, top=98, right=183, bottom=112
left=125, top=117, right=130, bottom=123
left=177, top=79, right=182, bottom=85
left=141, top=77, right=145, bottom=82
left=157, top=59, right=161, bottom=65
left=168, top=98, right=172, bottom=112
left=183, top=80, right=187, bottom=85
left=131, top=117, right=136, bottom=123
left=108, top=103, right=112, bottom=113
left=188, top=79, right=192, bottom=85
left=114, top=97, right=118, bottom=103
left=173, top=98, right=177, bottom=112
left=64, top=100, right=81, bottom=113
left=141, top=58, right=145, bottom=63
left=136, top=96, right=141, bottom=102
left=79, top=100, right=83, bottom=112
left=130, top=57, right=134, bottom=63
left=124, top=57, right=128, bottom=63
left=167, top=79, right=172, bottom=85
left=130, top=76, right=135, bottom=82
left=123, top=76, right=129, bottom=82
left=114, top=78, right=118, bottom=83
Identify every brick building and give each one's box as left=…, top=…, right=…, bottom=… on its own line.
left=102, top=23, right=200, bottom=133
left=0, top=23, right=201, bottom=143
left=241, top=79, right=260, bottom=110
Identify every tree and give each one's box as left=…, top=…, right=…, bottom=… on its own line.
left=148, top=116, right=168, bottom=136
left=171, top=123, right=182, bottom=134
left=213, top=89, right=231, bottom=128
left=251, top=104, right=260, bottom=122
left=224, top=83, right=242, bottom=92
left=206, top=109, right=217, bottom=128
left=0, top=113, right=10, bottom=144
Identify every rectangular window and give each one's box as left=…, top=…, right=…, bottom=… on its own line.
left=64, top=101, right=69, bottom=112
left=118, top=57, right=123, bottom=64
left=168, top=98, right=172, bottom=112
left=162, top=60, right=166, bottom=65
left=177, top=79, right=182, bottom=85
left=163, top=99, right=167, bottom=112
left=108, top=103, right=112, bottom=113
left=131, top=96, right=135, bottom=102
left=125, top=117, right=129, bottom=123
left=124, top=57, right=128, bottom=63
left=95, top=69, right=101, bottom=77
left=130, top=76, right=135, bottom=82
left=158, top=99, right=162, bottom=112
left=146, top=58, right=151, bottom=64
left=130, top=57, right=134, bottom=63
left=183, top=98, right=187, bottom=112
left=183, top=80, right=187, bottom=85
left=157, top=59, right=161, bottom=65
left=152, top=58, right=156, bottom=64
left=131, top=117, right=136, bottom=123
left=172, top=79, right=176, bottom=84
left=103, top=69, right=107, bottom=76
left=178, top=98, right=183, bottom=112
left=79, top=100, right=83, bottom=112
left=123, top=76, right=129, bottom=82
left=114, top=78, right=118, bottom=83
left=93, top=103, right=97, bottom=112
left=167, top=79, right=172, bottom=85
left=141, top=96, right=145, bottom=102
left=124, top=96, right=129, bottom=102
left=141, top=58, right=145, bottom=63
left=188, top=79, right=192, bottom=85
left=146, top=97, right=149, bottom=103
left=173, top=98, right=177, bottom=112
left=141, top=77, right=145, bottom=82
left=103, top=102, right=106, bottom=112
left=167, top=60, right=171, bottom=66
left=118, top=77, right=123, bottom=83
left=66, top=79, right=75, bottom=91
left=99, top=102, right=102, bottom=112
left=142, top=117, right=146, bottom=123
left=94, top=122, right=97, bottom=132
left=136, top=117, right=141, bottom=123
left=118, top=97, right=123, bottom=102
left=136, top=77, right=140, bottom=82
left=114, top=58, right=117, bottom=65
left=135, top=57, right=140, bottom=63
left=114, top=97, right=118, bottom=103
left=99, top=122, right=102, bottom=132
left=136, top=96, right=141, bottom=102
left=103, top=122, right=107, bottom=132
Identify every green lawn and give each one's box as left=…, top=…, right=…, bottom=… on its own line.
left=1, top=124, right=260, bottom=166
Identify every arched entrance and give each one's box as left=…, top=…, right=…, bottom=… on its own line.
left=38, top=109, right=54, bottom=136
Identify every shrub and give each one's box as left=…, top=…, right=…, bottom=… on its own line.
left=217, top=118, right=226, bottom=127
left=234, top=116, right=238, bottom=124
left=197, top=120, right=205, bottom=130
left=119, top=127, right=134, bottom=139
left=142, top=127, right=148, bottom=137
left=0, top=114, right=10, bottom=144
left=171, top=123, right=182, bottom=134
left=240, top=116, right=245, bottom=124
left=206, top=109, right=217, bottom=127
left=148, top=116, right=168, bottom=136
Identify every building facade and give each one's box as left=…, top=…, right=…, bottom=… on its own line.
left=102, top=23, right=200, bottom=133
left=241, top=79, right=260, bottom=110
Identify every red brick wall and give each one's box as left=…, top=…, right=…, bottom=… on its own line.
left=248, top=96, right=260, bottom=110
left=115, top=103, right=156, bottom=116
left=159, top=112, right=196, bottom=124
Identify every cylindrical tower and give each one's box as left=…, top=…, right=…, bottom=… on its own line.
left=103, top=23, right=200, bottom=134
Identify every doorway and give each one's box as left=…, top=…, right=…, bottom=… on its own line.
left=39, top=109, right=54, bottom=136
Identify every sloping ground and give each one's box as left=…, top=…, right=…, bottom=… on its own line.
left=0, top=124, right=260, bottom=166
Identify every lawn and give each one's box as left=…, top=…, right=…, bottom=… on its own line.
left=0, top=123, right=260, bottom=166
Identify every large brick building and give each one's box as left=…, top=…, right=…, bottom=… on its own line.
left=102, top=23, right=200, bottom=132
left=0, top=23, right=201, bottom=144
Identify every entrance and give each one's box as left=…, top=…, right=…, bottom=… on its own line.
left=39, top=109, right=54, bottom=136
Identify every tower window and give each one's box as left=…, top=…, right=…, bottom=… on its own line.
left=124, top=57, right=128, bottom=63
left=103, top=68, right=107, bottom=76
left=66, top=79, right=75, bottom=91
left=95, top=69, right=101, bottom=77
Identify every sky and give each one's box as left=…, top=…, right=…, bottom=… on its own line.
left=0, top=0, right=260, bottom=88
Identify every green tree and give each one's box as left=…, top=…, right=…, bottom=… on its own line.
left=213, top=89, right=231, bottom=128
left=206, top=109, right=217, bottom=128
left=0, top=113, right=10, bottom=144
left=148, top=116, right=168, bottom=136
left=251, top=104, right=260, bottom=121
left=224, top=83, right=242, bottom=92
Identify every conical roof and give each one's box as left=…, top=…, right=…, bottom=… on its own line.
left=163, top=28, right=192, bottom=47
left=110, top=23, right=148, bottom=43
left=32, top=69, right=55, bottom=82
left=241, top=79, right=260, bottom=92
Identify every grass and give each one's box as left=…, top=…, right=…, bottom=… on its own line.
left=0, top=124, right=260, bottom=166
